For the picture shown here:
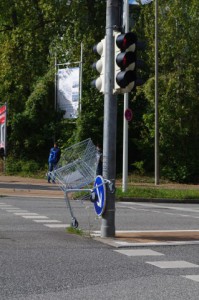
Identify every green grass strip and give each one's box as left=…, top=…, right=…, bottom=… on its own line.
left=116, top=186, right=199, bottom=200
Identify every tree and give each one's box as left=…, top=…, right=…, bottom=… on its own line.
left=136, top=0, right=199, bottom=182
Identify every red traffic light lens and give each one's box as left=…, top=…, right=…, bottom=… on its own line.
left=116, top=52, right=136, bottom=70
left=116, top=32, right=137, bottom=51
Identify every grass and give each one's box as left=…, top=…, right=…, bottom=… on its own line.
left=66, top=226, right=84, bottom=236
left=115, top=174, right=199, bottom=201
left=116, top=186, right=199, bottom=201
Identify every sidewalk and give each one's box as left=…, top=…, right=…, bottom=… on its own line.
left=0, top=175, right=63, bottom=198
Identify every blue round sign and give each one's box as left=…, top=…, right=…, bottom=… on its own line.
left=93, top=175, right=106, bottom=216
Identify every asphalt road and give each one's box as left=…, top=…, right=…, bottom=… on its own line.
left=1, top=196, right=199, bottom=299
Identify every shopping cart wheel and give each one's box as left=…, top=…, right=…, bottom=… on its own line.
left=71, top=218, right=78, bottom=228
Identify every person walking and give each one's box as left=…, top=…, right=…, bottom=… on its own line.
left=47, top=142, right=61, bottom=183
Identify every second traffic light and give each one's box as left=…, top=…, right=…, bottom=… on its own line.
left=114, top=31, right=142, bottom=94
left=91, top=37, right=106, bottom=93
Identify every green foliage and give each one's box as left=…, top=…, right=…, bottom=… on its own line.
left=0, top=0, right=198, bottom=183
left=6, top=157, right=40, bottom=175
left=66, top=226, right=84, bottom=236
left=116, top=186, right=199, bottom=201
left=132, top=161, right=145, bottom=176
left=134, top=0, right=199, bottom=182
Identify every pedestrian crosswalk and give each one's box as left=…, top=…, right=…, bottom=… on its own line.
left=0, top=201, right=70, bottom=229
left=114, top=248, right=199, bottom=283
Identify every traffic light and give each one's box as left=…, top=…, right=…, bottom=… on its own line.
left=114, top=31, right=144, bottom=94
left=91, top=37, right=106, bottom=93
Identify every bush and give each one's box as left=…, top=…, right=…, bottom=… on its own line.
left=5, top=157, right=40, bottom=176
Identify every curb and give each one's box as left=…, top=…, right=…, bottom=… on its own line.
left=92, top=230, right=199, bottom=248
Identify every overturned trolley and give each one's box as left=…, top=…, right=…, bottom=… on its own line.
left=49, top=139, right=101, bottom=228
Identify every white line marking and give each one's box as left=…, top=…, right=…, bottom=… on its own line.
left=182, top=275, right=199, bottom=282
left=33, top=220, right=61, bottom=223
left=5, top=208, right=24, bottom=210
left=122, top=202, right=199, bottom=214
left=22, top=215, right=49, bottom=219
left=114, top=249, right=164, bottom=256
left=146, top=261, right=199, bottom=269
left=44, top=224, right=70, bottom=228
left=14, top=212, right=38, bottom=215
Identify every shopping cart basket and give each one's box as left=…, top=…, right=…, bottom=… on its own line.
left=49, top=139, right=100, bottom=228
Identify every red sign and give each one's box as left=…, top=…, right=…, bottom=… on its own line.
left=0, top=113, right=5, bottom=124
left=124, top=108, right=133, bottom=121
left=0, top=105, right=6, bottom=115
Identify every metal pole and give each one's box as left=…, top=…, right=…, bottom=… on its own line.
left=54, top=54, right=57, bottom=111
left=4, top=102, right=7, bottom=158
left=4, top=102, right=7, bottom=173
left=122, top=0, right=129, bottom=192
left=155, top=0, right=159, bottom=185
left=79, top=42, right=83, bottom=113
left=101, top=0, right=122, bottom=238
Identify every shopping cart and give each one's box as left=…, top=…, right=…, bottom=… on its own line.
left=49, top=139, right=101, bottom=228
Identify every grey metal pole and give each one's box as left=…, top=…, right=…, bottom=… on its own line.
left=122, top=0, right=129, bottom=192
left=101, top=0, right=122, bottom=238
left=155, top=0, right=159, bottom=185
left=54, top=54, right=57, bottom=111
left=4, top=102, right=7, bottom=173
left=79, top=42, right=83, bottom=113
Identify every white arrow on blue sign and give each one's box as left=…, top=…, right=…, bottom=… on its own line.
left=93, top=175, right=106, bottom=216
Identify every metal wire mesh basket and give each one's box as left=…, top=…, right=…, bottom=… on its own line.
left=50, top=139, right=98, bottom=190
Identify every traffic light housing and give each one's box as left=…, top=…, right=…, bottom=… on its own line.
left=114, top=31, right=145, bottom=94
left=91, top=37, right=106, bottom=93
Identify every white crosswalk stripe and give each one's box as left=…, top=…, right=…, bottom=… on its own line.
left=182, top=275, right=199, bottom=282
left=14, top=212, right=38, bottom=215
left=33, top=219, right=61, bottom=223
left=146, top=260, right=199, bottom=269
left=114, top=249, right=164, bottom=256
left=22, top=215, right=49, bottom=219
left=44, top=224, right=70, bottom=228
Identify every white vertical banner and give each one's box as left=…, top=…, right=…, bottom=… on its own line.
left=57, top=67, right=80, bottom=119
